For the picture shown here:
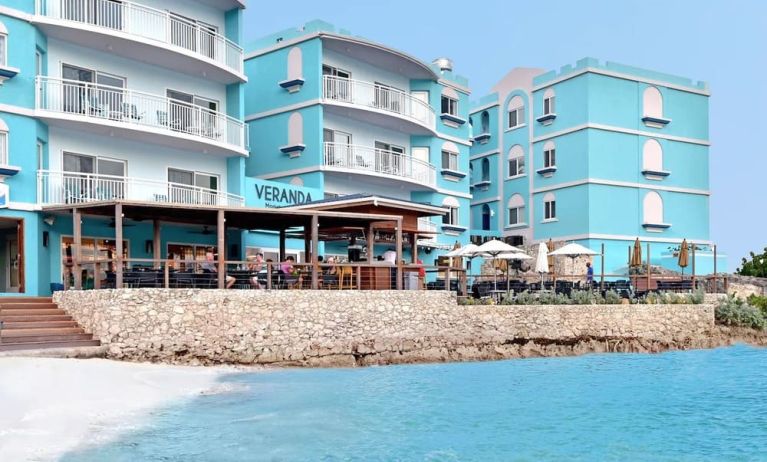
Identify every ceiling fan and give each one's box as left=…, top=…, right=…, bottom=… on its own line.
left=188, top=225, right=215, bottom=235
left=108, top=218, right=135, bottom=228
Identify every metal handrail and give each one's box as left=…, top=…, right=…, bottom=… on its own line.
left=322, top=142, right=437, bottom=187
left=35, top=0, right=244, bottom=74
left=36, top=76, right=247, bottom=150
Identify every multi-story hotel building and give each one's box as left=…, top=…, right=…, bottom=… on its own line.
left=468, top=58, right=723, bottom=273
left=242, top=20, right=472, bottom=259
left=0, top=0, right=247, bottom=294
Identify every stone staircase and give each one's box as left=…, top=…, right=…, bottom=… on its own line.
left=0, top=297, right=101, bottom=352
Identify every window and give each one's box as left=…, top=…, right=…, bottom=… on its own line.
left=543, top=88, right=555, bottom=115
left=63, top=152, right=125, bottom=177
left=481, top=204, right=491, bottom=231
left=642, top=139, right=664, bottom=173
left=643, top=86, right=663, bottom=119
left=37, top=140, right=44, bottom=170
left=508, top=194, right=525, bottom=226
left=441, top=95, right=458, bottom=116
left=442, top=150, right=458, bottom=171
left=442, top=196, right=460, bottom=226
left=543, top=192, right=556, bottom=220
left=508, top=145, right=525, bottom=177
left=286, top=47, right=303, bottom=81
left=481, top=158, right=489, bottom=182
left=63, top=152, right=126, bottom=201
left=0, top=34, right=6, bottom=68
left=480, top=111, right=490, bottom=133
left=322, top=65, right=352, bottom=101
left=643, top=191, right=664, bottom=224
left=168, top=168, right=218, bottom=190
left=287, top=112, right=303, bottom=146
left=168, top=168, right=219, bottom=205
left=543, top=141, right=556, bottom=168
left=507, top=95, right=524, bottom=129
left=0, top=130, right=7, bottom=165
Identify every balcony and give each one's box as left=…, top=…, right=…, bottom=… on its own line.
left=38, top=170, right=244, bottom=207
left=36, top=76, right=248, bottom=156
left=322, top=76, right=436, bottom=134
left=322, top=142, right=436, bottom=189
left=34, top=0, right=245, bottom=83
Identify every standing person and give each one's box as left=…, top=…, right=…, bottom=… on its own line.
left=382, top=248, right=397, bottom=288
left=586, top=262, right=594, bottom=287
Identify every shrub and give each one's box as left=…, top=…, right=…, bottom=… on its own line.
left=715, top=294, right=766, bottom=330
left=604, top=290, right=622, bottom=304
left=689, top=288, right=706, bottom=305
left=569, top=290, right=597, bottom=305
left=511, top=291, right=537, bottom=305
left=747, top=295, right=767, bottom=317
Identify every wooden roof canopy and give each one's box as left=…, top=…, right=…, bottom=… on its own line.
left=43, top=200, right=404, bottom=232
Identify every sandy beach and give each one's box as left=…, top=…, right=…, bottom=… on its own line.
left=0, top=357, right=234, bottom=462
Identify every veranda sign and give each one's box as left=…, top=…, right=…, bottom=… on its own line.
left=246, top=178, right=320, bottom=208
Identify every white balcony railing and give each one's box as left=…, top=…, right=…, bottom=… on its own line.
left=36, top=76, right=248, bottom=151
left=322, top=76, right=436, bottom=129
left=417, top=217, right=438, bottom=234
left=36, top=0, right=243, bottom=75
left=323, top=142, right=436, bottom=188
left=38, top=170, right=245, bottom=207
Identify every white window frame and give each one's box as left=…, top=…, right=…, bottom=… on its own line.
left=0, top=130, right=7, bottom=165
left=441, top=150, right=458, bottom=171
left=543, top=94, right=555, bottom=115
left=508, top=107, right=524, bottom=129
left=37, top=140, right=44, bottom=170
left=544, top=147, right=556, bottom=168
left=167, top=167, right=220, bottom=191
left=441, top=95, right=458, bottom=116
left=0, top=34, right=7, bottom=68
left=443, top=206, right=459, bottom=226
left=508, top=145, right=525, bottom=178
left=544, top=193, right=557, bottom=221
left=508, top=206, right=523, bottom=226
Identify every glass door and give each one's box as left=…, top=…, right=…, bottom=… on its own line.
left=62, top=64, right=94, bottom=114
left=7, top=237, right=19, bottom=293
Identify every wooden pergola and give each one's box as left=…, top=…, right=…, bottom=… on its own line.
left=43, top=200, right=406, bottom=290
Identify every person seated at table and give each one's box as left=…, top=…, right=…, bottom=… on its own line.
left=278, top=255, right=301, bottom=288
left=201, top=250, right=235, bottom=289
left=247, top=254, right=264, bottom=289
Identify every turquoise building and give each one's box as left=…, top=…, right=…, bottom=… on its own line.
left=469, top=58, right=723, bottom=275
left=242, top=20, right=472, bottom=261
left=0, top=0, right=248, bottom=295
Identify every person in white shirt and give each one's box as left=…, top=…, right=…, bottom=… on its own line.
left=382, top=248, right=397, bottom=265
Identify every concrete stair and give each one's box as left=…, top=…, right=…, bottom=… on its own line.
left=0, top=297, right=101, bottom=352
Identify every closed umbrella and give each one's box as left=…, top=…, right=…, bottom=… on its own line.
left=678, top=239, right=689, bottom=275
left=630, top=238, right=642, bottom=269
left=547, top=238, right=556, bottom=273
left=535, top=242, right=549, bottom=290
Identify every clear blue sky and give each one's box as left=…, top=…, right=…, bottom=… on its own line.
left=243, top=0, right=766, bottom=272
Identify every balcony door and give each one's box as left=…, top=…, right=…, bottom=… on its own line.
left=168, top=168, right=219, bottom=205
left=323, top=129, right=352, bottom=166
left=411, top=90, right=429, bottom=122
left=374, top=82, right=403, bottom=113
left=169, top=12, right=218, bottom=59
left=61, top=0, right=123, bottom=29
left=63, top=152, right=126, bottom=203
left=167, top=89, right=218, bottom=136
left=375, top=141, right=405, bottom=175
left=62, top=64, right=125, bottom=117
left=322, top=65, right=351, bottom=101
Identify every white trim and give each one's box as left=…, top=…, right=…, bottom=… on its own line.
left=435, top=187, right=472, bottom=199
left=532, top=178, right=710, bottom=196
left=288, top=195, right=447, bottom=215
left=8, top=201, right=40, bottom=211
left=244, top=99, right=320, bottom=122
left=0, top=6, right=32, bottom=21
left=541, top=218, right=559, bottom=223
left=471, top=196, right=499, bottom=206
left=532, top=67, right=710, bottom=96
left=470, top=149, right=500, bottom=160
left=0, top=103, right=35, bottom=117
left=470, top=101, right=499, bottom=114
left=504, top=123, right=527, bottom=133
left=506, top=174, right=527, bottom=181
left=437, top=133, right=472, bottom=147
left=504, top=223, right=528, bottom=230
left=438, top=78, right=471, bottom=95
left=532, top=233, right=714, bottom=246
left=532, top=122, right=710, bottom=146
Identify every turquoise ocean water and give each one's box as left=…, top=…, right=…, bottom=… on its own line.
left=63, top=345, right=767, bottom=461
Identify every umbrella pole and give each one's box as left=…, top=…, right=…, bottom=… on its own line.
left=600, top=243, right=605, bottom=292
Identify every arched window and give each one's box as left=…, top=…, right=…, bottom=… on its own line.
left=0, top=20, right=7, bottom=68
left=481, top=158, right=489, bottom=182
left=543, top=88, right=555, bottom=115
left=643, top=191, right=664, bottom=224
left=0, top=116, right=8, bottom=165
left=287, top=47, right=303, bottom=82
left=507, top=194, right=525, bottom=226
left=643, top=86, right=663, bottom=119
left=442, top=196, right=460, bottom=226
left=543, top=141, right=556, bottom=168
left=287, top=112, right=303, bottom=146
left=481, top=111, right=490, bottom=133
left=543, top=192, right=556, bottom=220
left=481, top=204, right=491, bottom=231
left=642, top=139, right=664, bottom=173
left=289, top=176, right=304, bottom=187
left=508, top=145, right=525, bottom=177
left=507, top=95, right=524, bottom=129
left=441, top=141, right=459, bottom=171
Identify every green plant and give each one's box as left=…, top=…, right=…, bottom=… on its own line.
left=737, top=248, right=767, bottom=278
left=689, top=287, right=706, bottom=305
left=604, top=290, right=622, bottom=304
left=512, top=291, right=537, bottom=305
left=569, top=290, right=597, bottom=305
left=715, top=294, right=766, bottom=330
left=747, top=295, right=767, bottom=316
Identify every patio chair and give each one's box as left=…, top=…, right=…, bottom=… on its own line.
left=88, top=95, right=105, bottom=117
left=338, top=266, right=356, bottom=289
left=322, top=273, right=339, bottom=289
left=123, top=103, right=144, bottom=121
left=156, top=110, right=182, bottom=131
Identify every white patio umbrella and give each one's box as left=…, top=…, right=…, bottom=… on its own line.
left=535, top=242, right=550, bottom=290
left=548, top=242, right=598, bottom=278
left=477, top=240, right=521, bottom=290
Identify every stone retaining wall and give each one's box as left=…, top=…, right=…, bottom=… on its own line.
left=54, top=290, right=715, bottom=366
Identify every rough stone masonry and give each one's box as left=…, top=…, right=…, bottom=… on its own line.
left=54, top=289, right=715, bottom=367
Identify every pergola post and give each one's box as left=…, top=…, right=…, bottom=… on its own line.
left=114, top=203, right=123, bottom=289
left=153, top=219, right=161, bottom=269
left=646, top=242, right=651, bottom=292
left=366, top=224, right=375, bottom=262
left=279, top=229, right=286, bottom=262
left=304, top=219, right=311, bottom=263
left=691, top=242, right=696, bottom=287
left=395, top=218, right=403, bottom=290
left=217, top=209, right=225, bottom=289
left=311, top=214, right=319, bottom=289
left=600, top=243, right=605, bottom=292
left=73, top=208, right=82, bottom=290
left=411, top=232, right=418, bottom=264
